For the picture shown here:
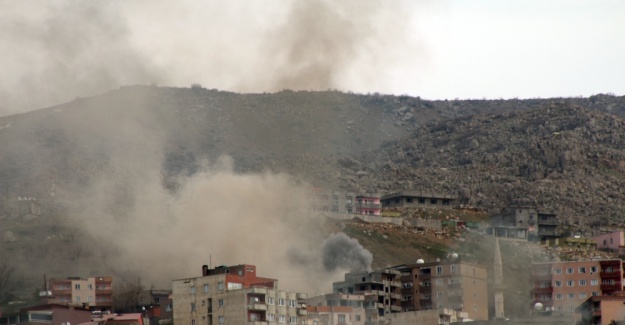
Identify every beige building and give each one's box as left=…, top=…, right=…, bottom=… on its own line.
left=172, top=264, right=308, bottom=325
left=395, top=259, right=489, bottom=321
left=388, top=308, right=469, bottom=325
left=303, top=306, right=365, bottom=325
left=576, top=294, right=625, bottom=325
left=46, top=277, right=113, bottom=309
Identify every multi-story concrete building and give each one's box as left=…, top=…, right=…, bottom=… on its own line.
left=490, top=206, right=560, bottom=241
left=593, top=231, right=624, bottom=253
left=380, top=192, right=456, bottom=210
left=576, top=294, right=625, bottom=325
left=46, top=277, right=113, bottom=309
left=332, top=268, right=402, bottom=321
left=311, top=189, right=381, bottom=216
left=394, top=259, right=489, bottom=321
left=172, top=264, right=308, bottom=325
left=531, top=259, right=625, bottom=314
left=304, top=294, right=375, bottom=325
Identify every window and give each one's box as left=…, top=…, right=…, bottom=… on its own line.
left=88, top=296, right=93, bottom=302
left=191, top=303, right=196, bottom=311
left=418, top=198, right=425, bottom=204
left=218, top=282, right=224, bottom=291
left=338, top=315, right=346, bottom=324
left=191, top=320, right=195, bottom=325
left=590, top=266, right=598, bottom=273
left=592, top=291, right=600, bottom=296
left=166, top=304, right=172, bottom=312
left=567, top=280, right=574, bottom=287
left=88, top=284, right=93, bottom=290
left=407, top=198, right=413, bottom=203
left=568, top=293, right=575, bottom=299
left=591, top=279, right=599, bottom=285
left=289, top=316, right=297, bottom=324
left=288, top=300, right=296, bottom=307
left=190, top=286, right=196, bottom=294
left=268, top=297, right=274, bottom=305
left=435, top=279, right=443, bottom=285
left=580, top=293, right=587, bottom=299
left=75, top=284, right=81, bottom=290
left=437, top=292, right=444, bottom=298
left=278, top=298, right=286, bottom=306
left=431, top=199, right=437, bottom=204
left=268, top=314, right=275, bottom=322
left=579, top=267, right=586, bottom=273
left=203, top=284, right=209, bottom=293
left=554, top=281, right=562, bottom=287
left=279, top=315, right=286, bottom=323
left=579, top=280, right=587, bottom=286
left=218, top=299, right=224, bottom=307
left=355, top=315, right=361, bottom=321
left=555, top=294, right=563, bottom=300
left=218, top=316, right=224, bottom=324
left=436, top=266, right=443, bottom=275
left=450, top=265, right=457, bottom=273
left=75, top=296, right=81, bottom=302
left=553, top=268, right=562, bottom=274
left=566, top=267, right=574, bottom=274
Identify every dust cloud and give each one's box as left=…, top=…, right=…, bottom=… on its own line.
left=0, top=0, right=426, bottom=116
left=70, top=156, right=365, bottom=294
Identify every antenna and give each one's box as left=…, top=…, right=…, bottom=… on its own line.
left=210, top=255, right=212, bottom=269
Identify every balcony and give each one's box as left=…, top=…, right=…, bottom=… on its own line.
left=52, top=290, right=72, bottom=295
left=356, top=203, right=382, bottom=209
left=391, top=293, right=402, bottom=300
left=537, top=219, right=559, bottom=226
left=532, top=287, right=553, bottom=295
left=296, top=293, right=308, bottom=300
left=601, top=284, right=622, bottom=292
left=247, top=304, right=267, bottom=311
left=538, top=230, right=558, bottom=236
left=297, top=309, right=308, bottom=316
left=96, top=289, right=113, bottom=295
left=247, top=322, right=267, bottom=325
left=600, top=271, right=622, bottom=278
left=390, top=305, right=402, bottom=312
left=532, top=273, right=552, bottom=281
left=389, top=281, right=402, bottom=288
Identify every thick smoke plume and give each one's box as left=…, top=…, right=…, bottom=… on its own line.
left=66, top=156, right=363, bottom=294
left=321, top=232, right=373, bottom=273
left=0, top=0, right=423, bottom=116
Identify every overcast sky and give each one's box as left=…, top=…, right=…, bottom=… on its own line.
left=0, top=0, right=623, bottom=116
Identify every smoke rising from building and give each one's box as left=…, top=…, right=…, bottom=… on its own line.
left=321, top=232, right=373, bottom=273
left=0, top=0, right=424, bottom=116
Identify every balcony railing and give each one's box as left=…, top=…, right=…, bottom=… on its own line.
left=601, top=284, right=622, bottom=291
left=247, top=304, right=267, bottom=311
left=356, top=203, right=382, bottom=209
left=600, top=271, right=622, bottom=278
left=537, top=219, right=559, bottom=225
left=532, top=286, right=553, bottom=295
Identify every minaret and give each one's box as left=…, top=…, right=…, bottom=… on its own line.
left=493, top=238, right=505, bottom=319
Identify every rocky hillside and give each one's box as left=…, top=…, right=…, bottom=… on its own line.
left=335, top=102, right=625, bottom=233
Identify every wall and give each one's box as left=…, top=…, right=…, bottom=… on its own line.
left=593, top=231, right=624, bottom=251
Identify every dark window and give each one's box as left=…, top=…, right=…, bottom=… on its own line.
left=395, top=199, right=400, bottom=203
left=430, top=199, right=437, bottom=204
left=419, top=198, right=425, bottom=204
left=443, top=200, right=450, bottom=205
left=407, top=198, right=413, bottom=203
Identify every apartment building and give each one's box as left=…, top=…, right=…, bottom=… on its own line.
left=593, top=231, right=625, bottom=254
left=531, top=259, right=625, bottom=314
left=304, top=294, right=375, bottom=325
left=46, top=277, right=113, bottom=309
left=394, top=259, right=488, bottom=321
left=490, top=206, right=560, bottom=241
left=380, top=192, right=456, bottom=209
left=172, top=264, right=308, bottom=325
left=310, top=189, right=381, bottom=216
left=332, top=268, right=402, bottom=320
left=576, top=294, right=625, bottom=325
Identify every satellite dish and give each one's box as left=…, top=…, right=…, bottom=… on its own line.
left=436, top=258, right=440, bottom=262
left=534, top=302, right=544, bottom=311
left=416, top=259, right=425, bottom=264
left=39, top=291, right=47, bottom=297
left=254, top=298, right=259, bottom=303
left=48, top=291, right=52, bottom=296
left=451, top=253, right=459, bottom=259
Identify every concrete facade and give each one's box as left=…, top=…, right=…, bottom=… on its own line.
left=576, top=294, right=625, bottom=325
left=304, top=294, right=375, bottom=325
left=303, top=306, right=365, bottom=325
left=490, top=207, right=560, bottom=242
left=593, top=231, right=624, bottom=252
left=172, top=264, right=308, bottom=325
left=332, top=268, right=402, bottom=321
left=46, top=277, right=113, bottom=309
left=388, top=308, right=469, bottom=325
left=395, top=259, right=489, bottom=321
left=531, top=260, right=625, bottom=314
left=311, top=190, right=381, bottom=216
left=380, top=192, right=456, bottom=209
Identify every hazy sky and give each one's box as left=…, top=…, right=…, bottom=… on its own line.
left=0, top=0, right=623, bottom=116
